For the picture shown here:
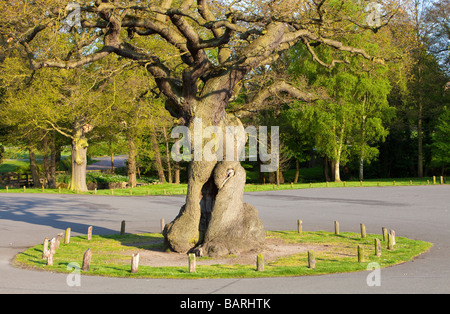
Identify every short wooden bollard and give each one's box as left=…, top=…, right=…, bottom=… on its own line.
left=120, top=220, right=126, bottom=235
left=42, top=237, right=49, bottom=259
left=343, top=181, right=346, bottom=187
left=42, top=186, right=44, bottom=192
left=82, top=248, right=92, bottom=271
left=290, top=182, right=293, bottom=188
left=94, top=188, right=97, bottom=195
left=23, top=186, right=26, bottom=192
left=64, top=228, right=71, bottom=244
left=188, top=253, right=196, bottom=273
left=131, top=253, right=139, bottom=274
left=441, top=176, right=444, bottom=185
left=387, top=233, right=394, bottom=250
left=309, top=182, right=312, bottom=188
left=358, top=245, right=364, bottom=262
left=334, top=221, right=339, bottom=235
left=326, top=181, right=329, bottom=187
left=375, top=238, right=381, bottom=257
left=87, top=226, right=93, bottom=241
left=110, top=189, right=114, bottom=195
left=160, top=219, right=165, bottom=233
left=390, top=229, right=396, bottom=245
left=297, top=219, right=302, bottom=234
left=50, top=238, right=56, bottom=255
left=58, top=187, right=61, bottom=193
left=382, top=227, right=388, bottom=241
left=47, top=238, right=56, bottom=266
left=433, top=176, right=436, bottom=184
left=360, top=223, right=366, bottom=238
left=5, top=186, right=8, bottom=193
left=56, top=233, right=63, bottom=249
left=308, top=250, right=315, bottom=269
left=256, top=254, right=264, bottom=271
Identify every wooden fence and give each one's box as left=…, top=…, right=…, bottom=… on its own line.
left=0, top=172, right=32, bottom=187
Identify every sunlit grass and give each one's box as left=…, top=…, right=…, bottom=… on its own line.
left=13, top=231, right=432, bottom=279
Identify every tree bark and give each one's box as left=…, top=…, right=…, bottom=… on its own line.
left=127, top=135, right=137, bottom=188
left=68, top=122, right=88, bottom=192
left=163, top=105, right=265, bottom=257
left=28, top=146, right=42, bottom=188
left=150, top=130, right=166, bottom=183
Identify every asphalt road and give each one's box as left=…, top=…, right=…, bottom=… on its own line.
left=0, top=185, right=449, bottom=294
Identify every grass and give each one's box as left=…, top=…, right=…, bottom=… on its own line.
left=13, top=230, right=432, bottom=279
left=0, top=176, right=446, bottom=195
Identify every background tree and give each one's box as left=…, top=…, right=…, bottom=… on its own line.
left=5, top=0, right=402, bottom=257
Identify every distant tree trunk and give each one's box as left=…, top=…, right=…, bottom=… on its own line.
left=294, top=159, right=299, bottom=184
left=127, top=135, right=137, bottom=188
left=174, top=161, right=180, bottom=184
left=28, top=146, right=42, bottom=188
left=68, top=121, right=89, bottom=192
left=42, top=132, right=57, bottom=189
left=163, top=125, right=173, bottom=183
left=109, top=138, right=115, bottom=174
left=150, top=130, right=166, bottom=183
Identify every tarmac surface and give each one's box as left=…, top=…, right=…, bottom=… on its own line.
left=0, top=185, right=449, bottom=294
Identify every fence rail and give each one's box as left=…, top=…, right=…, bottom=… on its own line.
left=0, top=172, right=32, bottom=187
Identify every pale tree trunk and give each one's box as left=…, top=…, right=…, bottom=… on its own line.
left=68, top=122, right=89, bottom=192
left=150, top=130, right=166, bottom=183
left=127, top=136, right=137, bottom=188
left=163, top=101, right=265, bottom=257
left=163, top=125, right=173, bottom=184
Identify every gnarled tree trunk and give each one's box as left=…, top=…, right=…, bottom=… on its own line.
left=163, top=97, right=266, bottom=257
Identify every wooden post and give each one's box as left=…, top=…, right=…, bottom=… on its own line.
left=42, top=186, right=44, bottom=192
left=94, top=188, right=97, bottom=195
left=120, top=220, right=126, bottom=235
left=291, top=182, right=293, bottom=188
left=87, top=226, right=93, bottom=240
left=46, top=252, right=53, bottom=266
left=308, top=250, right=315, bottom=269
left=440, top=176, right=444, bottom=185
left=309, top=182, right=312, bottom=188
left=387, top=233, right=394, bottom=250
left=433, top=176, right=436, bottom=184
left=390, top=229, right=396, bottom=245
left=343, top=181, right=346, bottom=187
left=358, top=245, right=364, bottom=262
left=382, top=227, right=388, bottom=241
left=297, top=219, right=302, bottom=234
left=326, top=181, right=329, bottom=187
left=375, top=238, right=381, bottom=257
left=42, top=237, right=49, bottom=259
left=360, top=223, right=366, bottom=238
left=188, top=253, right=196, bottom=273
left=256, top=254, right=264, bottom=271
left=82, top=248, right=93, bottom=271
left=131, top=253, right=139, bottom=274
left=393, top=180, right=396, bottom=186
left=49, top=238, right=56, bottom=255
left=360, top=181, right=363, bottom=187
left=110, top=189, right=114, bottom=195
left=334, top=221, right=339, bottom=235
left=56, top=233, right=63, bottom=249
left=64, top=228, right=71, bottom=244
left=5, top=186, right=8, bottom=193
left=23, top=186, right=26, bottom=192
left=160, top=218, right=165, bottom=233
left=58, top=186, right=61, bottom=193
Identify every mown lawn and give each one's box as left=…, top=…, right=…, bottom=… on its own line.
left=13, top=230, right=432, bottom=279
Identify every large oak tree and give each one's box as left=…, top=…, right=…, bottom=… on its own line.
left=3, top=0, right=400, bottom=257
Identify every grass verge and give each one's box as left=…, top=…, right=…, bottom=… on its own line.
left=0, top=176, right=447, bottom=196
left=13, top=231, right=432, bottom=279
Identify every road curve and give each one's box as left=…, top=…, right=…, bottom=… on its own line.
left=0, top=185, right=449, bottom=294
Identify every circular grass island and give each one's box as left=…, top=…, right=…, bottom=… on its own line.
left=13, top=229, right=432, bottom=279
